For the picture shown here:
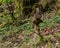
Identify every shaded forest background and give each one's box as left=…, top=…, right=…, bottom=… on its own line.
left=0, top=0, right=60, bottom=48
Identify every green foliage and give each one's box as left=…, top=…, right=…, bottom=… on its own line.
left=1, top=0, right=14, bottom=3
left=39, top=19, right=55, bottom=30
left=2, top=0, right=11, bottom=3
left=54, top=15, right=60, bottom=24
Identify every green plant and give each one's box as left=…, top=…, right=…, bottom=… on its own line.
left=54, top=15, right=60, bottom=24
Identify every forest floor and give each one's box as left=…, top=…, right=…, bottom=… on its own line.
left=0, top=9, right=60, bottom=48
left=0, top=22, right=60, bottom=48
